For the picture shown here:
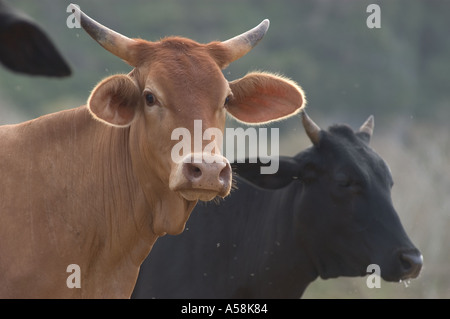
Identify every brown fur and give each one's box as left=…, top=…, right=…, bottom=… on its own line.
left=0, top=24, right=305, bottom=298
left=131, top=37, right=232, bottom=70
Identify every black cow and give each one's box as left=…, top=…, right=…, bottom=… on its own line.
left=0, top=0, right=70, bottom=76
left=132, top=112, right=423, bottom=299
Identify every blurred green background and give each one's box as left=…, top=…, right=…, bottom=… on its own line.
left=0, top=0, right=449, bottom=298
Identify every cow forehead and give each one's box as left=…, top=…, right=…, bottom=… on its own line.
left=148, top=60, right=229, bottom=100
left=133, top=36, right=230, bottom=68
left=135, top=37, right=229, bottom=87
left=316, top=127, right=392, bottom=182
left=343, top=148, right=392, bottom=188
left=135, top=39, right=230, bottom=109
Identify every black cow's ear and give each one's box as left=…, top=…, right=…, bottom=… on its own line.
left=233, top=156, right=299, bottom=190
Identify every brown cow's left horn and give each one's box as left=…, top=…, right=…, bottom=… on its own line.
left=301, top=111, right=321, bottom=145
left=359, top=115, right=375, bottom=139
left=69, top=4, right=137, bottom=66
left=222, top=19, right=270, bottom=64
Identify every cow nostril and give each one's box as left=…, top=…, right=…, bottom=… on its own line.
left=219, top=162, right=231, bottom=183
left=192, top=166, right=201, bottom=177
left=184, top=163, right=202, bottom=179
left=400, top=256, right=412, bottom=270
left=399, top=251, right=423, bottom=279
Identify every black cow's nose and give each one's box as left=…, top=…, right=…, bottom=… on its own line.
left=399, top=250, right=423, bottom=279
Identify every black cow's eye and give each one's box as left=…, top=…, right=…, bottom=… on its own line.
left=335, top=172, right=351, bottom=187
left=144, top=92, right=156, bottom=106
left=338, top=179, right=352, bottom=187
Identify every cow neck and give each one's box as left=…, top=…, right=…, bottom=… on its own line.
left=81, top=105, right=161, bottom=297
left=289, top=184, right=321, bottom=297
left=249, top=181, right=319, bottom=298
left=81, top=108, right=158, bottom=266
left=128, top=115, right=198, bottom=238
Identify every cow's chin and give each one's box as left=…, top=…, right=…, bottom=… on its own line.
left=178, top=189, right=219, bottom=202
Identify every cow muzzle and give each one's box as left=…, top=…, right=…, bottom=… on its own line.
left=169, top=153, right=232, bottom=201
left=398, top=249, right=423, bottom=280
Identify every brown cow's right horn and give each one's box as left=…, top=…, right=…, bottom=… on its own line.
left=222, top=19, right=270, bottom=65
left=69, top=4, right=137, bottom=66
left=301, top=111, right=321, bottom=145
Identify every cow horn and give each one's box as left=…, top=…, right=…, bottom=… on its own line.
left=222, top=19, right=270, bottom=64
left=359, top=115, right=375, bottom=139
left=301, top=111, right=321, bottom=145
left=69, top=4, right=137, bottom=66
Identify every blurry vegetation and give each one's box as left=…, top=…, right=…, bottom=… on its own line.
left=1, top=0, right=449, bottom=124
left=0, top=0, right=449, bottom=298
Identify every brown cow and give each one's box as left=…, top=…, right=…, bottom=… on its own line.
left=0, top=6, right=305, bottom=298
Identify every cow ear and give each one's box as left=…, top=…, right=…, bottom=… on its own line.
left=227, top=72, right=305, bottom=124
left=234, top=156, right=299, bottom=190
left=87, top=74, right=140, bottom=127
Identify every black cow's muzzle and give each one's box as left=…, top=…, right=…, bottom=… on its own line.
left=399, top=249, right=423, bottom=280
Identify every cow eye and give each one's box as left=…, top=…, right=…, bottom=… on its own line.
left=224, top=95, right=232, bottom=106
left=144, top=92, right=157, bottom=106
left=335, top=172, right=351, bottom=187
